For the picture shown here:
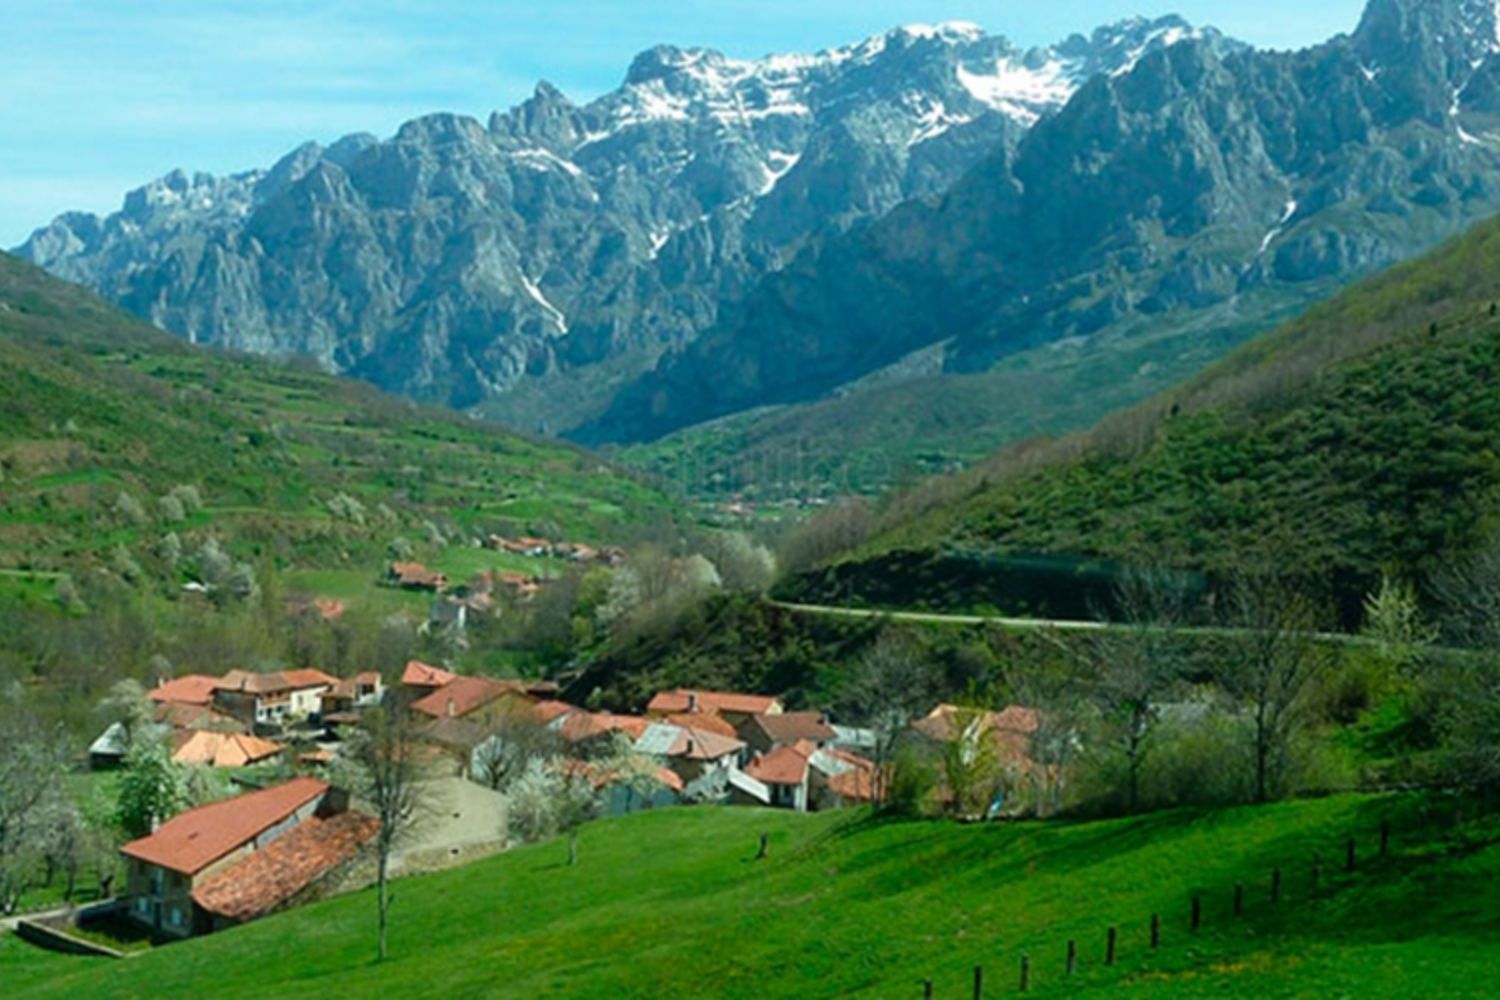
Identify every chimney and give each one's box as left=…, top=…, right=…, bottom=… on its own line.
left=685, top=738, right=694, bottom=757
left=687, top=692, right=698, bottom=712
left=447, top=696, right=456, bottom=718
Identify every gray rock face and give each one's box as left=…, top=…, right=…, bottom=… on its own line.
left=14, top=17, right=1225, bottom=434
left=584, top=0, right=1500, bottom=443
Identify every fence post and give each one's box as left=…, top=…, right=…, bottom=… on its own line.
left=1066, top=939, right=1077, bottom=976
left=1346, top=836, right=1356, bottom=872
left=924, top=979, right=933, bottom=1000
left=1191, top=895, right=1201, bottom=932
left=1150, top=912, right=1160, bottom=949
left=1234, top=882, right=1244, bottom=917
left=1106, top=926, right=1117, bottom=966
left=973, top=964, right=983, bottom=1000
left=1271, top=868, right=1282, bottom=904
left=1019, top=954, right=1030, bottom=993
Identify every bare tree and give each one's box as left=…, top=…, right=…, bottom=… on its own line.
left=506, top=759, right=598, bottom=865
left=1218, top=572, right=1331, bottom=803
left=344, top=689, right=430, bottom=962
left=1075, top=568, right=1193, bottom=812
left=471, top=711, right=562, bottom=792
left=0, top=715, right=66, bottom=914
left=847, top=633, right=938, bottom=807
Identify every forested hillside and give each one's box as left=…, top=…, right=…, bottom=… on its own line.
left=782, top=208, right=1500, bottom=623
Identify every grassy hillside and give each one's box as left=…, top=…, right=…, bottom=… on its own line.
left=0, top=252, right=675, bottom=571
left=4, top=794, right=1496, bottom=998
left=783, top=212, right=1500, bottom=622
left=0, top=253, right=685, bottom=712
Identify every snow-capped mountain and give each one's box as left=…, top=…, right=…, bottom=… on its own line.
left=15, top=15, right=1230, bottom=432
left=584, top=0, right=1500, bottom=447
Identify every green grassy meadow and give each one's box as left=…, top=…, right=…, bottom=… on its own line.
left=5, top=794, right=1495, bottom=998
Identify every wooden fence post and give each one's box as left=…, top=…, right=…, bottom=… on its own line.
left=756, top=832, right=769, bottom=860
left=1271, top=868, right=1282, bottom=904
left=1234, top=882, right=1244, bottom=917
left=1106, top=926, right=1117, bottom=966
left=1066, top=939, right=1077, bottom=976
left=924, top=978, right=933, bottom=1000
left=1150, top=913, right=1160, bottom=949
left=1191, top=895, right=1201, bottom=932
left=1346, top=836, right=1356, bottom=872
left=1019, top=954, right=1030, bottom=993
left=973, top=964, right=983, bottom=1000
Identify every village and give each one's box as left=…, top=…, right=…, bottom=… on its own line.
left=65, top=657, right=1045, bottom=947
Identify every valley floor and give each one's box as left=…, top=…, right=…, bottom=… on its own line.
left=3, top=794, right=1495, bottom=998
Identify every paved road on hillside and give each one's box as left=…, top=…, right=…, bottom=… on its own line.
left=769, top=601, right=1376, bottom=647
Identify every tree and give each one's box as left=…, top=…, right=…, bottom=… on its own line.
left=940, top=706, right=1002, bottom=819
left=505, top=759, right=597, bottom=865
left=1218, top=572, right=1331, bottom=803
left=1431, top=543, right=1500, bottom=790
left=702, top=531, right=777, bottom=594
left=1361, top=572, right=1436, bottom=673
left=343, top=691, right=429, bottom=962
left=97, top=678, right=154, bottom=748
left=0, top=717, right=65, bottom=913
left=471, top=712, right=561, bottom=792
left=1074, top=568, right=1193, bottom=812
left=115, top=735, right=186, bottom=838
left=847, top=634, right=938, bottom=807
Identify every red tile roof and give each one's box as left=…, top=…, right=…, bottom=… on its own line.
left=598, top=714, right=652, bottom=740
left=746, top=742, right=814, bottom=786
left=173, top=731, right=285, bottom=768
left=148, top=675, right=222, bottom=706
left=752, top=711, right=837, bottom=745
left=821, top=750, right=878, bottom=803
left=401, top=660, right=457, bottom=689
left=665, top=712, right=738, bottom=739
left=218, top=670, right=294, bottom=696
left=410, top=676, right=516, bottom=719
left=121, top=778, right=328, bottom=876
left=647, top=689, right=783, bottom=716
left=670, top=726, right=745, bottom=761
left=152, top=701, right=245, bottom=733
left=533, top=700, right=580, bottom=725
left=281, top=668, right=340, bottom=690
left=191, top=811, right=377, bottom=922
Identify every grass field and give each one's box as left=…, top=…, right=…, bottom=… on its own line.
left=5, top=794, right=1495, bottom=998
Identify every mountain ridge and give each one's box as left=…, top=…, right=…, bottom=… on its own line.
left=14, top=15, right=1229, bottom=436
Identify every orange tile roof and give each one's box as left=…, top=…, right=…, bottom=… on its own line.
left=401, top=660, right=457, bottom=688
left=410, top=676, right=515, bottom=719
left=655, top=766, right=685, bottom=793
left=533, top=700, right=580, bottom=725
left=148, top=674, right=222, bottom=706
left=670, top=726, right=745, bottom=761
left=746, top=742, right=813, bottom=786
left=218, top=670, right=294, bottom=696
left=752, top=711, right=837, bottom=745
left=822, top=751, right=878, bottom=803
left=281, top=668, right=340, bottom=690
left=173, top=731, right=285, bottom=768
left=647, top=689, right=783, bottom=716
left=665, top=712, right=738, bottom=738
left=121, top=778, right=328, bottom=875
left=598, top=714, right=652, bottom=739
left=152, top=701, right=245, bottom=733
left=191, top=811, right=377, bottom=922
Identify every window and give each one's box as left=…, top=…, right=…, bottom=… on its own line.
left=170, top=907, right=184, bottom=928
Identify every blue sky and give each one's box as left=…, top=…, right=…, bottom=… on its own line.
left=2, top=0, right=1367, bottom=247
